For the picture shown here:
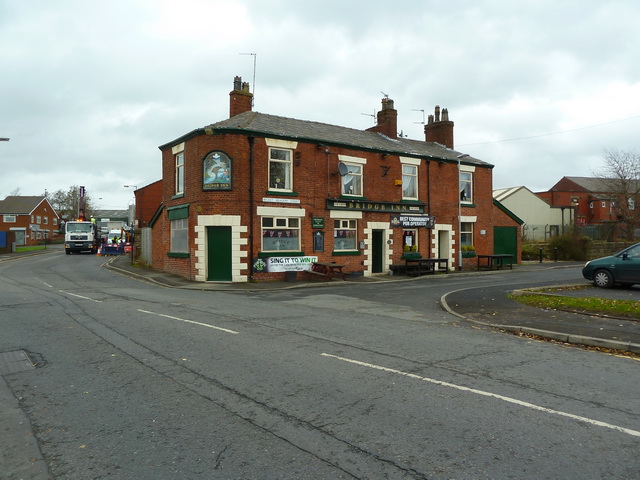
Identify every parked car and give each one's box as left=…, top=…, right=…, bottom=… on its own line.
left=582, top=242, right=640, bottom=288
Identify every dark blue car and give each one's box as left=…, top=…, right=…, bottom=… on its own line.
left=582, top=242, right=640, bottom=288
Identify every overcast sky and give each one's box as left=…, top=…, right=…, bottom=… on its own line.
left=1, top=0, right=639, bottom=210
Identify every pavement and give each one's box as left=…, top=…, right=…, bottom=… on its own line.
left=2, top=246, right=639, bottom=354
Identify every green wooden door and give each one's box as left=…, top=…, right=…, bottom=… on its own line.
left=372, top=230, right=384, bottom=273
left=494, top=226, right=517, bottom=257
left=207, top=226, right=232, bottom=281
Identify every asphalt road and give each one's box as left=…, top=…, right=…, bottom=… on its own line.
left=1, top=250, right=639, bottom=479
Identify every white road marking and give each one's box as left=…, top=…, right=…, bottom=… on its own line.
left=321, top=353, right=640, bottom=438
left=36, top=278, right=53, bottom=288
left=137, top=309, right=239, bottom=334
left=59, top=290, right=102, bottom=302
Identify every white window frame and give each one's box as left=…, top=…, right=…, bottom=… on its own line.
left=461, top=222, right=474, bottom=248
left=175, top=152, right=185, bottom=195
left=170, top=218, right=189, bottom=253
left=629, top=198, right=635, bottom=211
left=43, top=216, right=48, bottom=225
left=3, top=215, right=16, bottom=223
left=459, top=171, right=473, bottom=203
left=402, top=229, right=418, bottom=253
left=401, top=159, right=419, bottom=200
left=333, top=219, right=358, bottom=251
left=268, top=148, right=293, bottom=191
left=261, top=216, right=300, bottom=252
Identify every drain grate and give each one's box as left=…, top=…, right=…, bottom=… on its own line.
left=0, top=350, right=35, bottom=375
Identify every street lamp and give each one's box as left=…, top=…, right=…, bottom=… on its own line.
left=456, top=153, right=470, bottom=270
left=0, top=138, right=9, bottom=141
left=123, top=184, right=138, bottom=191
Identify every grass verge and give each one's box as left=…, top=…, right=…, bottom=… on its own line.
left=15, top=245, right=47, bottom=252
left=509, top=292, right=640, bottom=320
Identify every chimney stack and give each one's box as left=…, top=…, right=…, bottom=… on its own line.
left=229, top=76, right=253, bottom=118
left=424, top=105, right=454, bottom=148
left=366, top=97, right=398, bottom=138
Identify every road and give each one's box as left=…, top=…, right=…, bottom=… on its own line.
left=1, top=250, right=638, bottom=479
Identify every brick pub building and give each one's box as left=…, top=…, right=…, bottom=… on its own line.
left=150, top=77, right=521, bottom=282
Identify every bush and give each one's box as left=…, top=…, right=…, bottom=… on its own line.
left=521, top=243, right=544, bottom=261
left=547, top=234, right=591, bottom=261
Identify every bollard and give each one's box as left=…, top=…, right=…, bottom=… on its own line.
left=554, top=247, right=558, bottom=262
left=539, top=248, right=543, bottom=263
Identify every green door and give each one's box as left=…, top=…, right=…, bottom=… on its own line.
left=207, top=226, right=232, bottom=281
left=372, top=229, right=384, bottom=273
left=494, top=226, right=517, bottom=257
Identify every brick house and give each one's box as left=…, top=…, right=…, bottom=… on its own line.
left=0, top=196, right=60, bottom=246
left=150, top=77, right=521, bottom=282
left=537, top=176, right=640, bottom=239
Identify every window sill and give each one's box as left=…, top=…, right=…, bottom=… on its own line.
left=332, top=250, right=361, bottom=256
left=401, top=199, right=422, bottom=204
left=168, top=252, right=190, bottom=258
left=461, top=202, right=476, bottom=208
left=266, top=190, right=298, bottom=196
left=172, top=194, right=185, bottom=200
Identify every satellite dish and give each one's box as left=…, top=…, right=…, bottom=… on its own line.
left=337, top=162, right=349, bottom=176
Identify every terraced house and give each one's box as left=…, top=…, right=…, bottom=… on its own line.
left=150, top=77, right=521, bottom=282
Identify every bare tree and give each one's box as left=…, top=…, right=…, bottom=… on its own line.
left=597, top=148, right=640, bottom=239
left=47, top=186, right=95, bottom=220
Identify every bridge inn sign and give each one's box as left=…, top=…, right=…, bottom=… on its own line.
left=326, top=199, right=425, bottom=214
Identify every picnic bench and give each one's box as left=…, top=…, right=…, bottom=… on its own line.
left=390, top=257, right=449, bottom=276
left=476, top=254, right=514, bottom=270
left=309, top=262, right=347, bottom=280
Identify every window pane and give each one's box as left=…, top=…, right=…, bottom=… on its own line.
left=269, top=161, right=290, bottom=189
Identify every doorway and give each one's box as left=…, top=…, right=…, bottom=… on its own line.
left=207, top=226, right=232, bottom=281
left=372, top=229, right=384, bottom=273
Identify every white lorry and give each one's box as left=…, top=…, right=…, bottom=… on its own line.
left=64, top=220, right=99, bottom=254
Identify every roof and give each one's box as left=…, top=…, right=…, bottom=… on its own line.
left=493, top=186, right=527, bottom=202
left=160, top=111, right=493, bottom=168
left=0, top=196, right=55, bottom=216
left=551, top=176, right=640, bottom=193
left=92, top=209, right=129, bottom=219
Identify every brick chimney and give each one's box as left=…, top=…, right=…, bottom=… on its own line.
left=424, top=105, right=454, bottom=148
left=229, top=76, right=253, bottom=117
left=366, top=97, right=398, bottom=139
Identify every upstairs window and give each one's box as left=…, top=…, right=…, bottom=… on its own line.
left=175, top=152, right=185, bottom=195
left=459, top=171, right=473, bottom=203
left=3, top=215, right=16, bottom=223
left=402, top=164, right=418, bottom=200
left=269, top=148, right=293, bottom=191
left=341, top=163, right=363, bottom=196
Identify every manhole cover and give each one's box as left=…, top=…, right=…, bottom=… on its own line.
left=0, top=350, right=35, bottom=375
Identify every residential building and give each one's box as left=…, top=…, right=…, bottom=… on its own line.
left=537, top=176, right=640, bottom=239
left=150, top=76, right=521, bottom=282
left=0, top=196, right=60, bottom=245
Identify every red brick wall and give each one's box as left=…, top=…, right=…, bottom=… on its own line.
left=154, top=130, right=500, bottom=280
left=135, top=180, right=163, bottom=227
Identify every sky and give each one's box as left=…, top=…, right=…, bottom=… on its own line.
left=1, top=0, right=639, bottom=210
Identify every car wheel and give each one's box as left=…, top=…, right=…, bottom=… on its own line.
left=593, top=269, right=614, bottom=288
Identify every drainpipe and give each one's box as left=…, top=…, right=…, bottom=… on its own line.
left=426, top=160, right=431, bottom=258
left=248, top=136, right=255, bottom=281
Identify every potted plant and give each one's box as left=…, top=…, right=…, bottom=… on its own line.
left=402, top=244, right=421, bottom=259
left=461, top=245, right=476, bottom=258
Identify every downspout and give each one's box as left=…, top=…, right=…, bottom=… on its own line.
left=426, top=160, right=431, bottom=258
left=248, top=136, right=255, bottom=281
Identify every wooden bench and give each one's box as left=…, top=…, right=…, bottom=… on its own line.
left=476, top=254, right=514, bottom=270
left=404, top=258, right=449, bottom=276
left=310, top=262, right=347, bottom=280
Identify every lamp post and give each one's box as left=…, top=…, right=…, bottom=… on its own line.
left=0, top=138, right=9, bottom=141
left=456, top=153, right=470, bottom=270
